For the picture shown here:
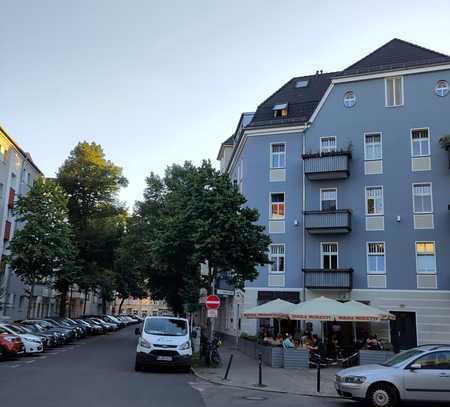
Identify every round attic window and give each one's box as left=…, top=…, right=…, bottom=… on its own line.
left=343, top=91, right=356, bottom=108
left=435, top=80, right=449, bottom=97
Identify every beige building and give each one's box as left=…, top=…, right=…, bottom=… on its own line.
left=113, top=297, right=170, bottom=317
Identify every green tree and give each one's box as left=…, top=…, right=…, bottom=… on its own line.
left=7, top=178, right=76, bottom=318
left=134, top=161, right=271, bottom=319
left=57, top=142, right=128, bottom=315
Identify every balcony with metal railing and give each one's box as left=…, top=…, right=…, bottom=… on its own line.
left=302, top=150, right=351, bottom=180
left=304, top=209, right=352, bottom=234
left=303, top=268, right=353, bottom=289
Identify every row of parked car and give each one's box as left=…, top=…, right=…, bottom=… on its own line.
left=0, top=314, right=142, bottom=358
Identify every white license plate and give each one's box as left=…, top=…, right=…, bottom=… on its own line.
left=157, top=356, right=172, bottom=361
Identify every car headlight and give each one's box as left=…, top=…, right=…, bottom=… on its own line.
left=343, top=376, right=367, bottom=384
left=27, top=338, right=42, bottom=344
left=139, top=338, right=152, bottom=349
left=179, top=341, right=191, bottom=350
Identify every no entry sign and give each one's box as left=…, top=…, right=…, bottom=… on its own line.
left=206, top=295, right=220, bottom=310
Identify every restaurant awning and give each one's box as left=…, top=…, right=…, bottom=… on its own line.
left=338, top=300, right=396, bottom=321
left=288, top=296, right=347, bottom=321
left=242, top=298, right=297, bottom=319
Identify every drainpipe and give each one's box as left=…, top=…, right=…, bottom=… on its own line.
left=301, top=123, right=311, bottom=304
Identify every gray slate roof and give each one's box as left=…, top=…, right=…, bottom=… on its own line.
left=245, top=38, right=449, bottom=130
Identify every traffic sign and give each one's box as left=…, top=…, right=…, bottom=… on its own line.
left=206, top=295, right=220, bottom=309
left=207, top=309, right=218, bottom=318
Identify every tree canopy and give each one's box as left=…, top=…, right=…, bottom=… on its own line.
left=130, top=160, right=271, bottom=315
left=7, top=178, right=76, bottom=318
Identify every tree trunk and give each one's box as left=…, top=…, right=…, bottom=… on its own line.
left=101, top=295, right=107, bottom=314
left=59, top=286, right=68, bottom=317
left=118, top=297, right=125, bottom=314
left=26, top=279, right=35, bottom=319
left=82, top=289, right=88, bottom=315
left=68, top=286, right=73, bottom=317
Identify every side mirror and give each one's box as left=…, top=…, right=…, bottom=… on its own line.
left=409, top=363, right=421, bottom=370
left=135, top=327, right=141, bottom=335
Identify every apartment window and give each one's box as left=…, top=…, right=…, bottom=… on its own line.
left=413, top=183, right=433, bottom=213
left=270, top=193, right=285, bottom=219
left=273, top=103, right=288, bottom=118
left=367, top=242, right=385, bottom=274
left=364, top=133, right=382, bottom=160
left=411, top=129, right=430, bottom=157
left=435, top=80, right=449, bottom=97
left=271, top=144, right=286, bottom=168
left=320, top=188, right=337, bottom=211
left=385, top=76, right=403, bottom=107
left=366, top=186, right=384, bottom=215
left=320, top=137, right=336, bottom=153
left=416, top=242, right=436, bottom=274
left=321, top=242, right=338, bottom=269
left=269, top=244, right=285, bottom=273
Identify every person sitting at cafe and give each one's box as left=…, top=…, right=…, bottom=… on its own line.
left=366, top=335, right=382, bottom=350
left=302, top=332, right=313, bottom=348
left=282, top=333, right=295, bottom=349
left=294, top=338, right=301, bottom=348
left=308, top=334, right=323, bottom=354
left=273, top=333, right=283, bottom=346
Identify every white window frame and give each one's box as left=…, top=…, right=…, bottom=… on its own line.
left=320, top=188, right=337, bottom=211
left=270, top=192, right=285, bottom=220
left=385, top=76, right=404, bottom=107
left=320, top=242, right=338, bottom=269
left=365, top=186, right=384, bottom=216
left=412, top=182, right=433, bottom=214
left=415, top=241, right=437, bottom=274
left=410, top=127, right=431, bottom=157
left=364, top=132, right=383, bottom=161
left=366, top=241, right=386, bottom=275
left=270, top=143, right=286, bottom=169
left=269, top=244, right=285, bottom=274
left=320, top=136, right=337, bottom=153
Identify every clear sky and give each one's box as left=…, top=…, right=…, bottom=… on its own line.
left=2, top=0, right=450, bottom=209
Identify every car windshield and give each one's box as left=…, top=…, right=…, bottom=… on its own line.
left=13, top=325, right=30, bottom=334
left=382, top=349, right=425, bottom=367
left=6, top=325, right=22, bottom=334
left=144, top=318, right=187, bottom=337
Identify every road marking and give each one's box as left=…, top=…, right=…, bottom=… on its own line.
left=25, top=360, right=35, bottom=364
left=10, top=364, right=20, bottom=368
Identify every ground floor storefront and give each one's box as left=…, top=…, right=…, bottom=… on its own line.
left=217, top=288, right=450, bottom=349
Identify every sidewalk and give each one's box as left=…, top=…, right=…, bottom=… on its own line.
left=192, top=343, right=339, bottom=398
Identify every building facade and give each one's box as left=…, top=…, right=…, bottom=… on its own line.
left=217, top=39, right=450, bottom=348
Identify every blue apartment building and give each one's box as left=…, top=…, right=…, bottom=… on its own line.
left=216, top=39, right=450, bottom=349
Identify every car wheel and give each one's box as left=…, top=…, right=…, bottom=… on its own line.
left=367, top=383, right=399, bottom=407
left=134, top=359, right=143, bottom=372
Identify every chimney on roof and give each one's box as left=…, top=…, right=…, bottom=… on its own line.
left=320, top=70, right=323, bottom=74
left=315, top=70, right=319, bottom=76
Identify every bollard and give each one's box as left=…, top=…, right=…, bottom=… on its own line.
left=316, top=354, right=321, bottom=393
left=223, top=354, right=233, bottom=380
left=258, top=353, right=263, bottom=386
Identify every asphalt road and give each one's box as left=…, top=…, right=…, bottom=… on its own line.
left=0, top=326, right=356, bottom=407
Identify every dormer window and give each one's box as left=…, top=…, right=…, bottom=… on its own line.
left=295, top=80, right=309, bottom=88
left=273, top=103, right=288, bottom=118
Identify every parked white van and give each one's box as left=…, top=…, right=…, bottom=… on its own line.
left=134, top=316, right=192, bottom=372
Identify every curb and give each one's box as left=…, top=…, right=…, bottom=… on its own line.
left=190, top=366, right=340, bottom=399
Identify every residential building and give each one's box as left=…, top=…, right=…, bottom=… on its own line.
left=217, top=39, right=450, bottom=349
left=0, top=125, right=49, bottom=320
left=112, top=297, right=170, bottom=317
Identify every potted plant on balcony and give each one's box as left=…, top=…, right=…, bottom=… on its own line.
left=439, top=135, right=450, bottom=168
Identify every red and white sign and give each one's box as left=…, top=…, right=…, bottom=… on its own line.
left=207, top=309, right=218, bottom=318
left=206, top=295, right=220, bottom=310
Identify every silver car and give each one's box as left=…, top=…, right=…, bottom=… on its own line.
left=335, top=345, right=450, bottom=407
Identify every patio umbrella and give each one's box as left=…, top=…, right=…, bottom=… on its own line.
left=288, top=296, right=348, bottom=321
left=337, top=300, right=396, bottom=321
left=242, top=298, right=297, bottom=319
